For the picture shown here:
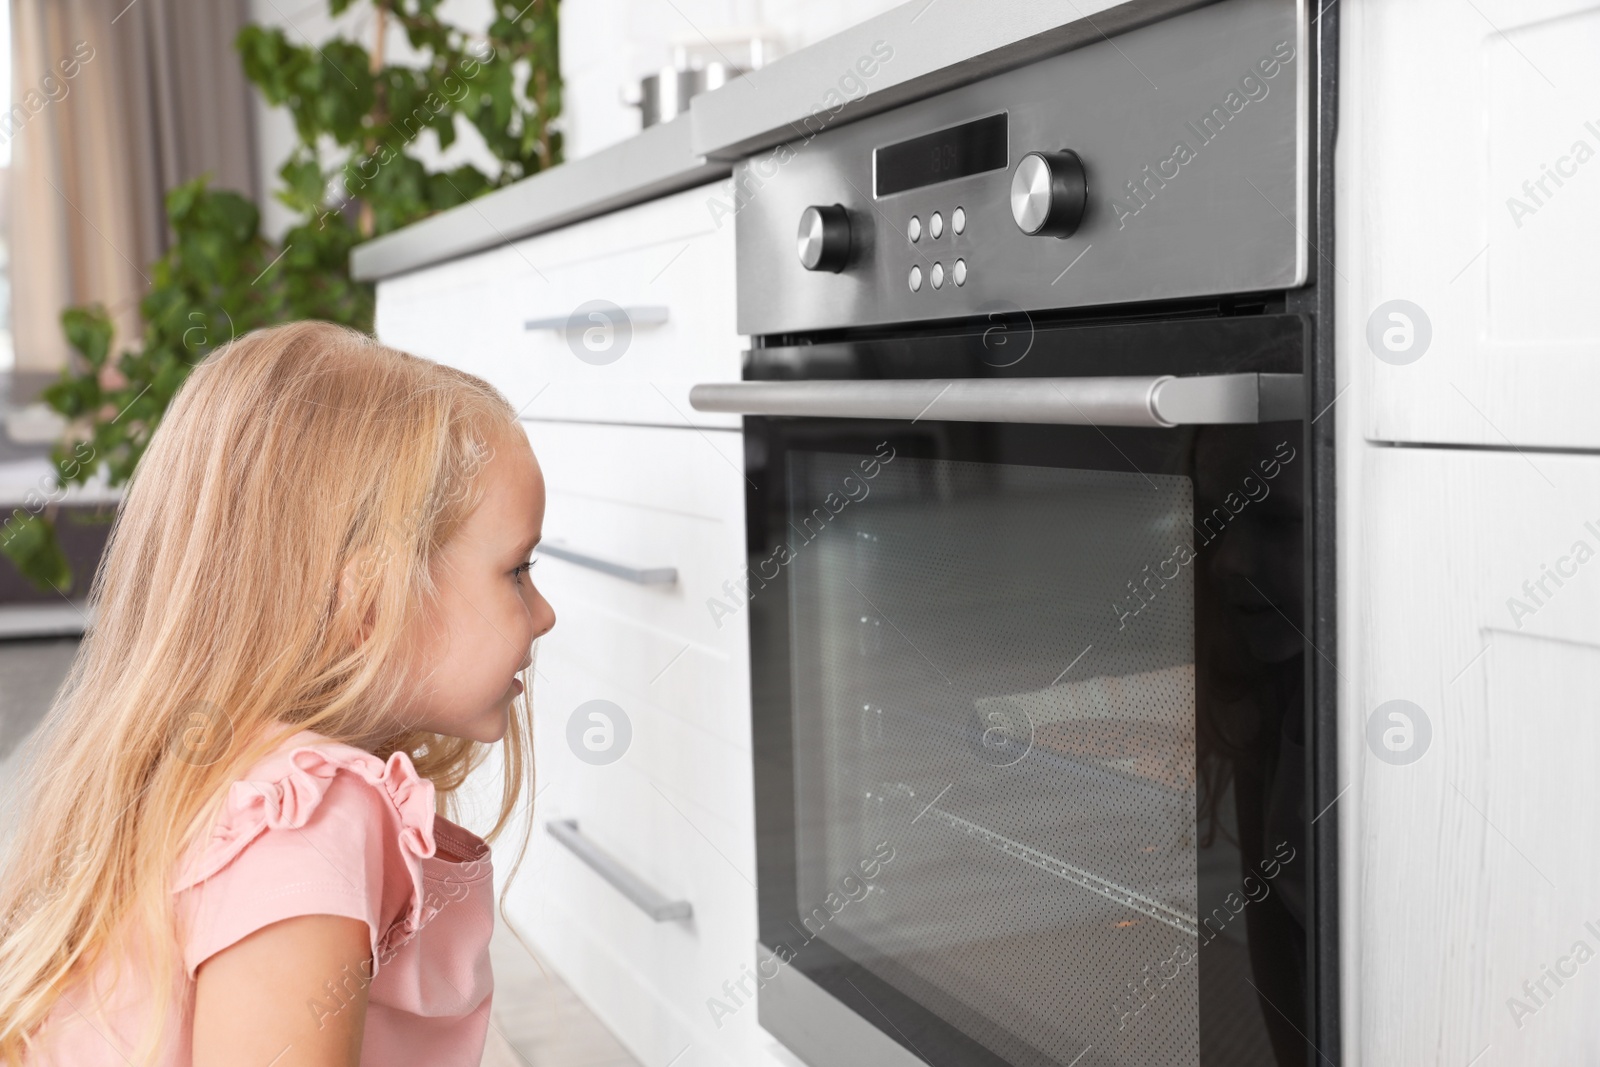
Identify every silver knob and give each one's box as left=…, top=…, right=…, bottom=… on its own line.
left=1010, top=151, right=1087, bottom=238
left=797, top=204, right=852, bottom=272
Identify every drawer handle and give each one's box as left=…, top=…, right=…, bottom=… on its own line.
left=547, top=819, right=693, bottom=922
left=687, top=373, right=1305, bottom=427
left=523, top=305, right=670, bottom=332
left=538, top=542, right=678, bottom=585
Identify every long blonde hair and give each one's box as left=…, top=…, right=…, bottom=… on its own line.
left=0, top=320, right=539, bottom=1063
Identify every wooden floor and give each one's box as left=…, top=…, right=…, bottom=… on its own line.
left=482, top=918, right=642, bottom=1067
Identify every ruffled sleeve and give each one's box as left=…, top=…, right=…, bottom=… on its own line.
left=172, top=734, right=440, bottom=982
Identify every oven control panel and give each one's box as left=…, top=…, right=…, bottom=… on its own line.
left=734, top=0, right=1307, bottom=336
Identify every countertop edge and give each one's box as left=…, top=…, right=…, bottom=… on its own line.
left=349, top=116, right=729, bottom=283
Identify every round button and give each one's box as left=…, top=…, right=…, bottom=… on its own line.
left=908, top=265, right=923, bottom=292
left=930, top=211, right=944, bottom=239
left=1010, top=151, right=1088, bottom=238
left=931, top=262, right=945, bottom=289
left=908, top=215, right=921, bottom=243
left=953, top=259, right=967, bottom=286
left=797, top=204, right=852, bottom=271
left=952, top=206, right=966, bottom=234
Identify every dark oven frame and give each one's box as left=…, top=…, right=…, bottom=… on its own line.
left=741, top=304, right=1322, bottom=1067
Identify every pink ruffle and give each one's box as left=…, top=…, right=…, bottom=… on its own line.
left=171, top=736, right=438, bottom=955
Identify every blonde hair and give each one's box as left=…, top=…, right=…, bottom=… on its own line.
left=0, top=320, right=539, bottom=1063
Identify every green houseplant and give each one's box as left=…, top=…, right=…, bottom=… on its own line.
left=2, top=0, right=561, bottom=592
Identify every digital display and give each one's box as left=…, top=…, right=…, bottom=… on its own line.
left=874, top=112, right=1008, bottom=197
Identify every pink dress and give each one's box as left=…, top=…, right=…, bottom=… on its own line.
left=23, top=726, right=496, bottom=1065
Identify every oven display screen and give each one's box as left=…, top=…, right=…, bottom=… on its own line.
left=874, top=112, right=1008, bottom=197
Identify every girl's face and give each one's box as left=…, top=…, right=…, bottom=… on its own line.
left=395, top=426, right=555, bottom=744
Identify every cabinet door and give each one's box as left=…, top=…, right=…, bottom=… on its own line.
left=499, top=420, right=790, bottom=1067
left=1344, top=0, right=1600, bottom=447
left=373, top=179, right=740, bottom=429
left=1353, top=447, right=1600, bottom=1063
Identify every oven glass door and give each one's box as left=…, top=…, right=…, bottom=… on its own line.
left=743, top=315, right=1313, bottom=1067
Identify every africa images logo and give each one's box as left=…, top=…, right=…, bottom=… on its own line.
left=566, top=699, right=632, bottom=765
left=1366, top=700, right=1431, bottom=766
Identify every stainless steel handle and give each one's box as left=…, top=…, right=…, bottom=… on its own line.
left=687, top=373, right=1303, bottom=427
left=524, top=305, right=670, bottom=332
left=547, top=819, right=693, bottom=922
left=538, top=542, right=677, bottom=585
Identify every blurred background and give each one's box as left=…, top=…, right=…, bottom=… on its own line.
left=0, top=0, right=904, bottom=621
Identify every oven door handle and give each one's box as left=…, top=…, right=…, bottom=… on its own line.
left=686, top=373, right=1303, bottom=427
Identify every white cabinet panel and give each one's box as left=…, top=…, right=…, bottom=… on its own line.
left=373, top=179, right=741, bottom=429
left=519, top=418, right=750, bottom=753
left=496, top=418, right=781, bottom=1066
left=1350, top=446, right=1600, bottom=1065
left=1343, top=0, right=1600, bottom=447
left=523, top=416, right=745, bottom=525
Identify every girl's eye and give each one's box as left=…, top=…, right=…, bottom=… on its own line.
left=513, top=558, right=538, bottom=585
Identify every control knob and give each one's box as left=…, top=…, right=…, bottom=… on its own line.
left=1009, top=150, right=1088, bottom=238
left=797, top=204, right=852, bottom=272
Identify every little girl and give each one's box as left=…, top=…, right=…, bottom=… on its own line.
left=0, top=321, right=556, bottom=1065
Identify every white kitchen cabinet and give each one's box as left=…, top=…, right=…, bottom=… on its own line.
left=1348, top=446, right=1600, bottom=1065
left=505, top=418, right=786, bottom=1067
left=1342, top=0, right=1600, bottom=448
left=523, top=418, right=751, bottom=762
left=373, top=179, right=741, bottom=429
left=372, top=185, right=780, bottom=1063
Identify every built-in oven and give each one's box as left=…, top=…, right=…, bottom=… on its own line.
left=688, top=0, right=1337, bottom=1064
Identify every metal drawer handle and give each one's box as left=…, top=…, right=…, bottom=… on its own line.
left=547, top=819, right=693, bottom=922
left=538, top=542, right=678, bottom=585
left=687, top=373, right=1304, bottom=427
left=524, top=305, right=670, bottom=332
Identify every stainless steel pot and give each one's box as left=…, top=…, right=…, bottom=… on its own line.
left=623, top=62, right=744, bottom=128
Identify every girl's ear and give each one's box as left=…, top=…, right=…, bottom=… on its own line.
left=336, top=546, right=386, bottom=645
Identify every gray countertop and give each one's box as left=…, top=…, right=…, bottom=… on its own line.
left=348, top=115, right=726, bottom=282
left=350, top=0, right=1209, bottom=283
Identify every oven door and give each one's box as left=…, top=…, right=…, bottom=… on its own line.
left=691, top=311, right=1317, bottom=1067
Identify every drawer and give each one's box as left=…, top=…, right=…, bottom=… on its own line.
left=535, top=594, right=749, bottom=751
left=457, top=738, right=774, bottom=1067
left=531, top=646, right=751, bottom=876
left=509, top=656, right=769, bottom=1067
left=524, top=418, right=751, bottom=766
left=534, top=609, right=750, bottom=800
left=522, top=414, right=745, bottom=519
left=519, top=415, right=752, bottom=838
left=374, top=179, right=740, bottom=429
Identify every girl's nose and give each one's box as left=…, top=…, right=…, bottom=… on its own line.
left=531, top=593, right=556, bottom=639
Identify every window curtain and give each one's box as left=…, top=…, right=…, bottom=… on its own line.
left=7, top=0, right=259, bottom=382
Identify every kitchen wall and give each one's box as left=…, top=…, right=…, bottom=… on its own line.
left=247, top=0, right=903, bottom=241
left=559, top=0, right=902, bottom=158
